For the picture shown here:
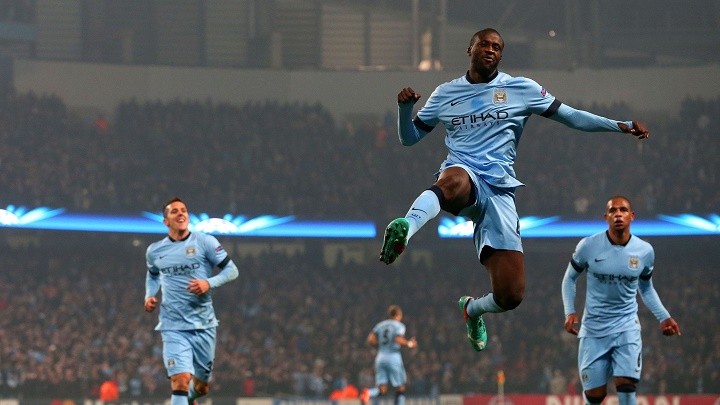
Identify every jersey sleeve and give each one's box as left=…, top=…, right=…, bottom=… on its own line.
left=145, top=245, right=160, bottom=275
left=414, top=84, right=444, bottom=130
left=145, top=245, right=161, bottom=299
left=396, top=322, right=406, bottom=337
left=570, top=237, right=590, bottom=271
left=519, top=78, right=558, bottom=116
left=201, top=233, right=230, bottom=267
left=640, top=244, right=656, bottom=280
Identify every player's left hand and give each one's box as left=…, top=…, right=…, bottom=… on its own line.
left=618, top=121, right=649, bottom=140
left=187, top=279, right=210, bottom=295
left=661, top=317, right=681, bottom=336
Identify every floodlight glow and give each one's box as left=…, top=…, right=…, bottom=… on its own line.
left=141, top=212, right=297, bottom=234
left=438, top=214, right=720, bottom=238
left=439, top=216, right=560, bottom=238
left=658, top=214, right=720, bottom=233
left=0, top=203, right=718, bottom=239
left=0, top=205, right=65, bottom=225
left=0, top=206, right=376, bottom=238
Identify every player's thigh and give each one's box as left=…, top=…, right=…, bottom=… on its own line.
left=191, top=328, right=217, bottom=382
left=435, top=166, right=474, bottom=213
left=611, top=329, right=642, bottom=382
left=578, top=336, right=614, bottom=392
left=161, top=330, right=195, bottom=377
left=387, top=361, right=407, bottom=388
left=374, top=362, right=390, bottom=386
left=466, top=179, right=522, bottom=257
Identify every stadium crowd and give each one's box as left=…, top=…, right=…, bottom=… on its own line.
left=1, top=87, right=719, bottom=400
left=0, top=237, right=717, bottom=400
left=0, top=86, right=719, bottom=220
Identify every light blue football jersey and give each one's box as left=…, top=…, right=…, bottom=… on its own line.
left=146, top=232, right=229, bottom=331
left=373, top=319, right=406, bottom=357
left=414, top=71, right=557, bottom=188
left=569, top=231, right=655, bottom=338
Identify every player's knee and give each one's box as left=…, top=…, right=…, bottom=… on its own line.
left=495, top=290, right=523, bottom=310
left=170, top=373, right=192, bottom=391
left=616, top=383, right=636, bottom=393
left=195, top=381, right=210, bottom=396
left=583, top=391, right=606, bottom=405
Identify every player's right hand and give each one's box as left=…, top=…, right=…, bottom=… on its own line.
left=398, top=87, right=421, bottom=104
left=145, top=297, right=158, bottom=312
left=564, top=313, right=579, bottom=335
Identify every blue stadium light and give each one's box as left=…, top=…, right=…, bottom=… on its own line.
left=0, top=205, right=65, bottom=225
left=0, top=205, right=376, bottom=238
left=658, top=214, right=720, bottom=233
left=438, top=214, right=720, bottom=238
left=1, top=204, right=717, bottom=239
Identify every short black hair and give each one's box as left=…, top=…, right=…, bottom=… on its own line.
left=162, top=197, right=185, bottom=218
left=469, top=28, right=504, bottom=49
left=606, top=195, right=632, bottom=211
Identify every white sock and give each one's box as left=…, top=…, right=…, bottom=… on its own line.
left=467, top=293, right=505, bottom=318
left=404, top=190, right=441, bottom=239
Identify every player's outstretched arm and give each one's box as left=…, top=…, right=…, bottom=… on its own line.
left=548, top=104, right=649, bottom=139
left=617, top=121, right=649, bottom=139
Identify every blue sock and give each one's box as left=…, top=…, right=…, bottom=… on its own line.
left=467, top=293, right=505, bottom=318
left=617, top=391, right=636, bottom=405
left=395, top=391, right=406, bottom=405
left=404, top=190, right=440, bottom=239
left=368, top=387, right=380, bottom=398
left=172, top=391, right=189, bottom=405
left=188, top=379, right=200, bottom=403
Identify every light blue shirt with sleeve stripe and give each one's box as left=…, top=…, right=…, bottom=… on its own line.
left=145, top=231, right=238, bottom=331
left=562, top=231, right=671, bottom=338
left=398, top=71, right=632, bottom=188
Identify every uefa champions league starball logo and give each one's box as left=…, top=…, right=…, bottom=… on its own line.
left=658, top=214, right=720, bottom=232
left=142, top=211, right=295, bottom=235
left=0, top=205, right=65, bottom=226
left=438, top=216, right=560, bottom=238
left=0, top=209, right=19, bottom=225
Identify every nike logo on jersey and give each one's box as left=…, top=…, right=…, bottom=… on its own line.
left=159, top=255, right=167, bottom=259
left=450, top=100, right=464, bottom=106
left=594, top=258, right=606, bottom=262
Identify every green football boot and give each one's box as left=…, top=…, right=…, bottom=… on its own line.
left=458, top=296, right=487, bottom=351
left=379, top=218, right=409, bottom=265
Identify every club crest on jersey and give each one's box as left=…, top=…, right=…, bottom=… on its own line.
left=493, top=88, right=507, bottom=105
left=541, top=87, right=547, bottom=97
left=186, top=246, right=196, bottom=257
left=628, top=255, right=639, bottom=270
left=167, top=359, right=175, bottom=367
